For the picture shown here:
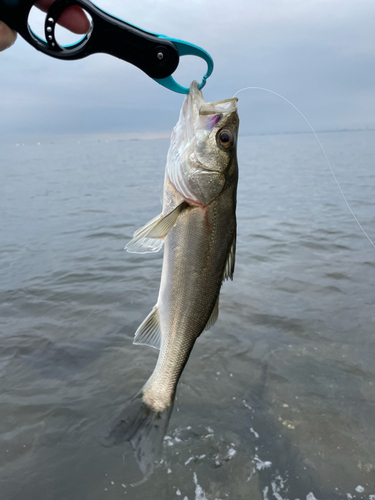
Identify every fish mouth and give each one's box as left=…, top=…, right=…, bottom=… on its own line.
left=186, top=81, right=238, bottom=136
left=166, top=82, right=239, bottom=204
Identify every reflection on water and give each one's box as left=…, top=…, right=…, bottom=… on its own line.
left=0, top=131, right=375, bottom=499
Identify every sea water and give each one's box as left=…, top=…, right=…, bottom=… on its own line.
left=0, top=130, right=374, bottom=499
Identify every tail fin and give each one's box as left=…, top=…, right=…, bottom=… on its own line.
left=102, top=390, right=174, bottom=475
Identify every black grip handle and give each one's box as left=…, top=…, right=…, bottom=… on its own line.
left=0, top=0, right=34, bottom=32
left=0, top=0, right=179, bottom=79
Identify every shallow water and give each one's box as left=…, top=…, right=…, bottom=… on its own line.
left=0, top=130, right=375, bottom=499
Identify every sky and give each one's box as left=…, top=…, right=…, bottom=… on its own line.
left=1, top=0, right=375, bottom=139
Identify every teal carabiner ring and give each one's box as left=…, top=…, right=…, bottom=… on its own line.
left=153, top=37, right=214, bottom=94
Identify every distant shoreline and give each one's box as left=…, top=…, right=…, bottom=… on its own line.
left=1, top=127, right=374, bottom=146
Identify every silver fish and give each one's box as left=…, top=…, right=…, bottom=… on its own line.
left=105, top=81, right=239, bottom=468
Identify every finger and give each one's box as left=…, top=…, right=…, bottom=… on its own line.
left=35, top=0, right=90, bottom=34
left=0, top=20, right=17, bottom=51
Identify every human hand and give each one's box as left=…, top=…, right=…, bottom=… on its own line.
left=0, top=0, right=90, bottom=52
left=0, top=20, right=17, bottom=51
left=34, top=0, right=90, bottom=34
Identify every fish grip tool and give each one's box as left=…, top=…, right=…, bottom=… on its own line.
left=0, top=0, right=214, bottom=93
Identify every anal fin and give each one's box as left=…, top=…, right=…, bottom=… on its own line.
left=133, top=306, right=161, bottom=350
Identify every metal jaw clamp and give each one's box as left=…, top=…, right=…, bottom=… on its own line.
left=0, top=0, right=214, bottom=94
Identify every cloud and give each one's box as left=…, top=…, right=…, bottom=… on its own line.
left=1, top=0, right=375, bottom=138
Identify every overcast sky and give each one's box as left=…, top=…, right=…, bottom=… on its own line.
left=1, top=0, right=375, bottom=139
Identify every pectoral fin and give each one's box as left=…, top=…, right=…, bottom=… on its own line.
left=133, top=306, right=161, bottom=350
left=147, top=202, right=188, bottom=238
left=125, top=202, right=187, bottom=254
left=125, top=214, right=164, bottom=254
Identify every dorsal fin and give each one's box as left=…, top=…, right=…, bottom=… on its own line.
left=223, top=236, right=236, bottom=281
left=204, top=295, right=219, bottom=332
left=202, top=235, right=236, bottom=336
left=133, top=306, right=161, bottom=350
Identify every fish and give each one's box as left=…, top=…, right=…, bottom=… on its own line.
left=104, top=81, right=239, bottom=472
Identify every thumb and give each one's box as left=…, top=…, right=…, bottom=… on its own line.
left=0, top=20, right=17, bottom=52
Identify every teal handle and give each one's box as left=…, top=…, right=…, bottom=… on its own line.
left=153, top=38, right=214, bottom=94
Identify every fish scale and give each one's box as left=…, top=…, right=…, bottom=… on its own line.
left=104, top=81, right=239, bottom=475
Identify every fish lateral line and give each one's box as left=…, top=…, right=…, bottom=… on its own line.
left=204, top=209, right=211, bottom=233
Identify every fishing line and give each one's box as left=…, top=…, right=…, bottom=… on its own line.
left=233, top=86, right=375, bottom=250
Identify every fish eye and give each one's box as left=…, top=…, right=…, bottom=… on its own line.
left=216, top=128, right=234, bottom=149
